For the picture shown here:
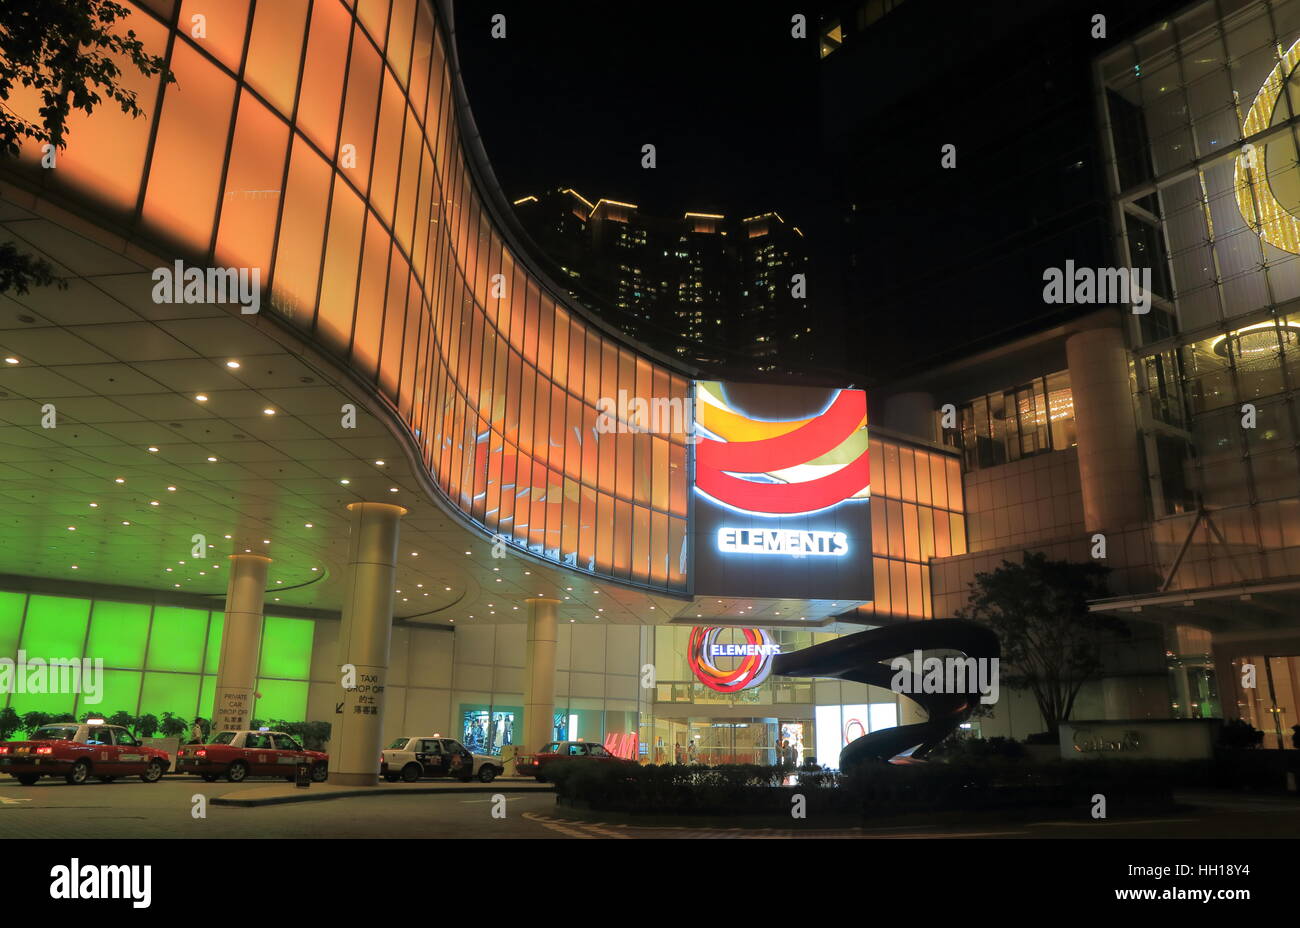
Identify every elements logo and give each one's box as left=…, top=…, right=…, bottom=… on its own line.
left=694, top=382, right=869, bottom=516
left=687, top=627, right=779, bottom=693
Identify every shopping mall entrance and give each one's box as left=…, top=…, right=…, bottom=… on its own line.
left=643, top=716, right=813, bottom=766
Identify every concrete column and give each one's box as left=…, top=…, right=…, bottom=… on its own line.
left=212, top=554, right=271, bottom=733
left=331, top=502, right=406, bottom=786
left=1066, top=326, right=1146, bottom=532
left=1212, top=644, right=1240, bottom=721
left=523, top=597, right=560, bottom=753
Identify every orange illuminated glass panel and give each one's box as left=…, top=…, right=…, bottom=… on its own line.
left=584, top=332, right=602, bottom=405
left=929, top=453, right=949, bottom=510
left=933, top=510, right=952, bottom=559
left=245, top=0, right=308, bottom=115
left=521, top=283, right=540, bottom=365
left=371, top=71, right=405, bottom=226
left=614, top=432, right=634, bottom=500
left=650, top=511, right=668, bottom=585
left=215, top=93, right=288, bottom=278
left=905, top=564, right=923, bottom=616
left=409, top=3, right=433, bottom=120
left=902, top=503, right=920, bottom=562
left=668, top=517, right=687, bottom=589
left=921, top=566, right=933, bottom=617
left=889, top=561, right=907, bottom=615
left=298, top=0, right=350, bottom=159
left=886, top=500, right=904, bottom=557
left=549, top=385, right=567, bottom=471
left=871, top=497, right=887, bottom=556
left=530, top=376, right=550, bottom=468
left=180, top=0, right=250, bottom=72
left=53, top=3, right=167, bottom=214
left=613, top=500, right=633, bottom=577
left=546, top=471, right=564, bottom=554
left=141, top=42, right=234, bottom=254
left=338, top=28, right=381, bottom=195
left=378, top=247, right=410, bottom=396
left=272, top=136, right=331, bottom=325
left=912, top=452, right=932, bottom=506
left=395, top=109, right=422, bottom=251
left=873, top=558, right=891, bottom=614
left=581, top=404, right=599, bottom=484
left=596, top=493, right=614, bottom=572
left=651, top=438, right=668, bottom=511
left=537, top=297, right=555, bottom=376
left=562, top=478, right=579, bottom=559
left=899, top=448, right=917, bottom=502
left=398, top=274, right=421, bottom=416
left=579, top=486, right=597, bottom=568
left=528, top=461, right=547, bottom=549
left=356, top=0, right=390, bottom=46
left=917, top=507, right=935, bottom=560
left=946, top=457, right=963, bottom=512
left=387, top=0, right=416, bottom=87
left=317, top=181, right=365, bottom=349
left=470, top=418, right=490, bottom=522
left=880, top=442, right=900, bottom=501
left=950, top=513, right=967, bottom=556
left=497, top=441, right=517, bottom=535
left=668, top=442, right=686, bottom=515
left=632, top=430, right=651, bottom=502
left=632, top=505, right=650, bottom=583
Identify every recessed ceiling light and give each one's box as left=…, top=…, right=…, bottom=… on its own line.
left=166, top=568, right=173, bottom=572
left=66, top=526, right=75, bottom=531
left=167, top=486, right=176, bottom=492
left=224, top=534, right=232, bottom=539
left=174, top=583, right=181, bottom=588
left=149, top=500, right=159, bottom=506
left=305, top=523, right=314, bottom=528
left=207, top=456, right=217, bottom=462
left=276, top=580, right=282, bottom=584
left=70, top=564, right=78, bottom=569
left=147, top=446, right=159, bottom=453
left=444, top=586, right=451, bottom=591
left=464, top=551, right=471, bottom=555
left=195, top=394, right=208, bottom=402
left=340, top=479, right=350, bottom=485
left=115, top=478, right=125, bottom=484
left=495, top=578, right=502, bottom=582
left=388, top=487, right=399, bottom=493
left=225, top=360, right=240, bottom=368
left=88, top=503, right=98, bottom=508
left=4, top=357, right=18, bottom=364
left=374, top=460, right=385, bottom=466
left=310, top=567, right=318, bottom=571
left=410, top=552, right=418, bottom=556
left=121, top=521, right=130, bottom=526
left=263, top=408, right=275, bottom=416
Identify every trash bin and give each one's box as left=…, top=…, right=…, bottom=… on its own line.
left=295, top=761, right=311, bottom=789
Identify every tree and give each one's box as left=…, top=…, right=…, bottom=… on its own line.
left=20, top=711, right=51, bottom=734
left=106, top=709, right=134, bottom=731
left=135, top=712, right=159, bottom=738
left=0, top=0, right=172, bottom=294
left=956, top=550, right=1125, bottom=738
left=159, top=711, right=188, bottom=739
left=0, top=706, right=21, bottom=740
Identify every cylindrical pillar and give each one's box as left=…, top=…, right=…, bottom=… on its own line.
left=331, top=502, right=406, bottom=786
left=1066, top=326, right=1146, bottom=532
left=212, top=554, right=272, bottom=734
left=523, top=597, right=560, bottom=753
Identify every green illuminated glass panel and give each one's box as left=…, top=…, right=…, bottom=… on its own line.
left=146, top=607, right=209, bottom=672
left=255, top=678, right=308, bottom=722
left=8, top=690, right=75, bottom=719
left=259, top=616, right=313, bottom=679
left=19, top=595, right=89, bottom=660
left=86, top=601, right=150, bottom=669
left=82, top=670, right=144, bottom=719
left=0, top=591, right=25, bottom=659
left=140, top=672, right=201, bottom=723
left=203, top=613, right=224, bottom=674
left=199, top=674, right=217, bottom=720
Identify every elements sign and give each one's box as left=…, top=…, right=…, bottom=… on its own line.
left=691, top=381, right=873, bottom=601
left=687, top=627, right=780, bottom=693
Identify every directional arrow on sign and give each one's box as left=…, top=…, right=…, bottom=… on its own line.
left=335, top=702, right=344, bottom=714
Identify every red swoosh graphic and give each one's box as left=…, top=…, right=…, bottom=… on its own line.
left=697, top=446, right=870, bottom=514
left=698, top=390, right=866, bottom=474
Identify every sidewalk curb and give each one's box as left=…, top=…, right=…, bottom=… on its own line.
left=210, top=783, right=554, bottom=807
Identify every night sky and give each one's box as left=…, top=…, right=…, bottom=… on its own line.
left=452, top=1, right=828, bottom=232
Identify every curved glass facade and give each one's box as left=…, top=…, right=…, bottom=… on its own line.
left=6, top=0, right=690, bottom=592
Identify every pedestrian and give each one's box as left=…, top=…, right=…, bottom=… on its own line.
left=688, top=739, right=698, bottom=764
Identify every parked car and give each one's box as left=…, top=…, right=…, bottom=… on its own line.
left=0, top=721, right=170, bottom=785
left=381, top=736, right=502, bottom=782
left=514, top=741, right=622, bottom=781
left=175, top=729, right=328, bottom=783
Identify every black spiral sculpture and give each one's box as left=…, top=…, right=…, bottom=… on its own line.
left=772, top=619, right=1000, bottom=771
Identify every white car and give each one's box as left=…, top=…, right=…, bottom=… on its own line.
left=381, top=736, right=504, bottom=783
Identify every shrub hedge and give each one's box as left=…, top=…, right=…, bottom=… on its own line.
left=546, top=757, right=1187, bottom=819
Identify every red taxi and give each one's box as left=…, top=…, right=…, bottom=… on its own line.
left=176, top=729, right=329, bottom=783
left=514, top=740, right=625, bottom=781
left=0, top=721, right=170, bottom=785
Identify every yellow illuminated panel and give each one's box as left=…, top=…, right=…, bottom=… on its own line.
left=1235, top=36, right=1300, bottom=254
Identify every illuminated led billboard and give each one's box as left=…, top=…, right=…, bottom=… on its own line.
left=691, top=381, right=873, bottom=601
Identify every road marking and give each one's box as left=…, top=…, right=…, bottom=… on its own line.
left=1028, top=819, right=1198, bottom=827
left=522, top=812, right=594, bottom=838
left=0, top=796, right=34, bottom=805
left=460, top=797, right=527, bottom=803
